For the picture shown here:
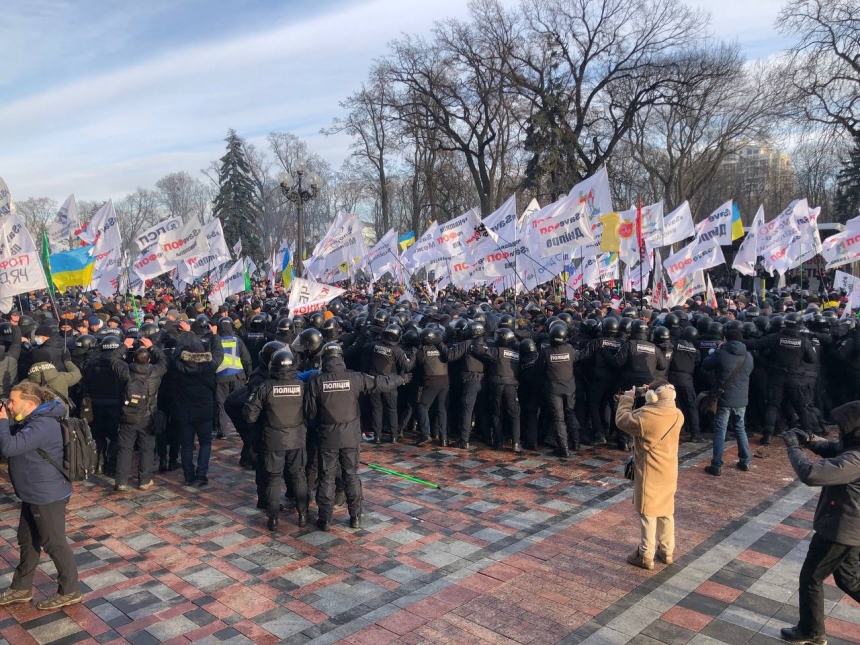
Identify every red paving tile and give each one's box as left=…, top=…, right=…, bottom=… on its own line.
left=771, top=522, right=811, bottom=539
left=662, top=605, right=714, bottom=631
left=344, top=624, right=401, bottom=645
left=378, top=609, right=431, bottom=635
left=737, top=548, right=782, bottom=568
left=695, top=580, right=744, bottom=603
left=825, top=616, right=860, bottom=643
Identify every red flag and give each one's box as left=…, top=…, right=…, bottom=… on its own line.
left=636, top=198, right=645, bottom=262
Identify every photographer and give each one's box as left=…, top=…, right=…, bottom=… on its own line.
left=0, top=383, right=81, bottom=610
left=615, top=380, right=684, bottom=571
left=779, top=402, right=860, bottom=645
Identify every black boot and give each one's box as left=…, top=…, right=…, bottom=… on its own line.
left=297, top=511, right=309, bottom=527
left=158, top=457, right=168, bottom=473
left=513, top=443, right=522, bottom=453
left=168, top=459, right=181, bottom=472
left=778, top=626, right=826, bottom=644
left=350, top=515, right=362, bottom=529
left=267, top=516, right=278, bottom=531
left=333, top=491, right=347, bottom=509
left=316, top=518, right=330, bottom=532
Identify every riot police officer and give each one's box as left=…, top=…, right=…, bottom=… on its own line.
left=535, top=322, right=579, bottom=456
left=472, top=328, right=521, bottom=452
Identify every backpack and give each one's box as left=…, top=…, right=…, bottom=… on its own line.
left=121, top=370, right=153, bottom=423
left=38, top=417, right=98, bottom=482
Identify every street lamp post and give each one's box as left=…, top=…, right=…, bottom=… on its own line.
left=278, top=159, right=322, bottom=278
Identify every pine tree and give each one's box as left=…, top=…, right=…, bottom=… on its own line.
left=213, top=129, right=262, bottom=261
left=836, top=135, right=860, bottom=223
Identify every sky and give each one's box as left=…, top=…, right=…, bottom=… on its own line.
left=0, top=0, right=792, bottom=205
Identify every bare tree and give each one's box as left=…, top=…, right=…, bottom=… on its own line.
left=508, top=0, right=710, bottom=197
left=155, top=171, right=212, bottom=222
left=15, top=196, right=58, bottom=240
left=115, top=188, right=162, bottom=259
left=794, top=129, right=850, bottom=221
left=777, top=0, right=860, bottom=139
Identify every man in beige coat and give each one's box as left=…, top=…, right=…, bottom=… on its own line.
left=616, top=380, right=684, bottom=570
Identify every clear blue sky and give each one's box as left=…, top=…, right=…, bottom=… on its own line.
left=0, top=0, right=790, bottom=203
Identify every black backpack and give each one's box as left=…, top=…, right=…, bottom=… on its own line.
left=38, top=417, right=98, bottom=482
left=121, top=370, right=153, bottom=423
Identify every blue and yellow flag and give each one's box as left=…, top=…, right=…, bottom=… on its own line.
left=731, top=203, right=744, bottom=241
left=49, top=245, right=95, bottom=291
left=281, top=246, right=293, bottom=290
left=398, top=231, right=416, bottom=251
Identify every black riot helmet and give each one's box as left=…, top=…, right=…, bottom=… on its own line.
left=403, top=328, right=421, bottom=348
left=498, top=314, right=515, bottom=330
left=382, top=324, right=402, bottom=344
left=468, top=320, right=485, bottom=339
left=742, top=321, right=757, bottom=338
left=292, top=315, right=306, bottom=332
left=100, top=335, right=121, bottom=351
left=195, top=314, right=210, bottom=327
left=259, top=340, right=286, bottom=366
left=291, top=328, right=322, bottom=354
left=519, top=338, right=538, bottom=355
left=420, top=327, right=440, bottom=346
left=248, top=314, right=267, bottom=332
left=269, top=349, right=296, bottom=375
left=218, top=316, right=233, bottom=334
left=770, top=315, right=785, bottom=331
left=726, top=320, right=743, bottom=332
left=452, top=318, right=470, bottom=339
left=308, top=311, right=325, bottom=330
left=696, top=315, right=712, bottom=334
left=556, top=312, right=574, bottom=327
left=744, top=306, right=760, bottom=319
left=630, top=319, right=649, bottom=340
left=321, top=341, right=343, bottom=360
left=277, top=317, right=293, bottom=334
left=494, top=328, right=516, bottom=348
left=784, top=312, right=802, bottom=327
left=471, top=311, right=487, bottom=325
left=322, top=317, right=340, bottom=340
left=618, top=317, right=634, bottom=338
left=140, top=322, right=159, bottom=338
left=652, top=326, right=670, bottom=344
left=663, top=313, right=679, bottom=330
left=707, top=322, right=724, bottom=339
left=74, top=334, right=97, bottom=351
left=373, top=310, right=390, bottom=328
left=499, top=301, right=515, bottom=314
left=582, top=318, right=600, bottom=337
left=621, top=306, right=638, bottom=320
left=548, top=322, right=568, bottom=346
left=680, top=326, right=699, bottom=343
left=601, top=317, right=620, bottom=337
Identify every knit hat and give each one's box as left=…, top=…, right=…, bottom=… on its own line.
left=644, top=382, right=676, bottom=404
left=88, top=316, right=101, bottom=327
left=34, top=325, right=54, bottom=338
left=31, top=348, right=52, bottom=364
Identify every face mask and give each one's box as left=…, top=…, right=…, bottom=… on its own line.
left=13, top=413, right=23, bottom=422
left=34, top=338, right=44, bottom=346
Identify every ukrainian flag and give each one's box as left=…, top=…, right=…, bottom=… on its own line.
left=398, top=231, right=416, bottom=251
left=731, top=203, right=744, bottom=241
left=281, top=246, right=293, bottom=290
left=50, top=246, right=95, bottom=291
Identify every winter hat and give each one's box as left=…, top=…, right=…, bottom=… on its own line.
left=830, top=401, right=860, bottom=446
left=726, top=329, right=743, bottom=342
left=644, top=382, right=676, bottom=405
left=31, top=348, right=52, bottom=364
left=34, top=325, right=54, bottom=338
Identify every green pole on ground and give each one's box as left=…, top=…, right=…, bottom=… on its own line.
left=364, top=463, right=440, bottom=488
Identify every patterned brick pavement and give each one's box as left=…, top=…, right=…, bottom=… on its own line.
left=0, top=435, right=856, bottom=645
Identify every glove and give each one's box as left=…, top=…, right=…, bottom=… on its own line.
left=402, top=373, right=413, bottom=385
left=789, top=427, right=816, bottom=445
left=781, top=431, right=800, bottom=448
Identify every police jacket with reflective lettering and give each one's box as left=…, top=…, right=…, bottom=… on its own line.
left=305, top=356, right=405, bottom=448
left=535, top=343, right=577, bottom=393
left=757, top=329, right=816, bottom=374
left=242, top=372, right=306, bottom=451
left=362, top=339, right=414, bottom=376
left=669, top=340, right=699, bottom=384
left=471, top=345, right=519, bottom=385
left=416, top=343, right=449, bottom=383
left=617, top=340, right=667, bottom=385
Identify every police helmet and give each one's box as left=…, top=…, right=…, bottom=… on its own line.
left=494, top=328, right=516, bottom=348
left=269, top=349, right=295, bottom=374
left=548, top=322, right=568, bottom=346
left=652, top=326, right=671, bottom=344
left=290, top=328, right=322, bottom=354
left=249, top=314, right=267, bottom=332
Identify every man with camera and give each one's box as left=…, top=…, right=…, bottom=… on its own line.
left=779, top=402, right=860, bottom=645
left=0, top=383, right=81, bottom=610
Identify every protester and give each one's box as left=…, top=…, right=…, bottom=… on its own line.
left=615, top=380, right=684, bottom=570
left=0, top=382, right=81, bottom=609
left=779, top=402, right=860, bottom=645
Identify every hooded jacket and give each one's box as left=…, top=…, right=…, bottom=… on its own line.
left=0, top=325, right=22, bottom=398
left=172, top=336, right=224, bottom=422
left=702, top=340, right=754, bottom=408
left=26, top=359, right=82, bottom=400
left=0, top=400, right=72, bottom=505
left=788, top=401, right=860, bottom=546
left=242, top=368, right=306, bottom=451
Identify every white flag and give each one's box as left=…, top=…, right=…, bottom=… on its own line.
left=530, top=196, right=594, bottom=258
left=0, top=177, right=12, bottom=218
left=158, top=216, right=209, bottom=263
left=821, top=227, right=860, bottom=270
left=841, top=282, right=860, bottom=320
left=435, top=208, right=483, bottom=261
left=287, top=277, right=347, bottom=319
left=734, top=205, right=764, bottom=276
left=664, top=238, right=726, bottom=284
left=89, top=247, right=122, bottom=294
left=208, top=258, right=247, bottom=307
left=402, top=222, right=439, bottom=270
left=362, top=229, right=399, bottom=281
left=136, top=217, right=182, bottom=251
left=470, top=195, right=517, bottom=253
left=705, top=275, right=718, bottom=309
left=667, top=271, right=707, bottom=308
left=312, top=213, right=367, bottom=273
left=89, top=200, right=122, bottom=255
left=47, top=195, right=80, bottom=249
left=0, top=252, right=48, bottom=302
left=695, top=200, right=733, bottom=247
left=233, top=239, right=242, bottom=257
left=0, top=212, right=38, bottom=257
left=568, top=167, right=614, bottom=220
left=651, top=249, right=668, bottom=310
left=661, top=201, right=695, bottom=246
left=833, top=270, right=860, bottom=294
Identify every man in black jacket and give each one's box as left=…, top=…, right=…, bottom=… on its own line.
left=534, top=323, right=579, bottom=456
left=243, top=349, right=309, bottom=531
left=305, top=343, right=409, bottom=531
left=82, top=337, right=125, bottom=476
left=414, top=327, right=450, bottom=447
left=472, top=328, right=521, bottom=452
left=669, top=326, right=700, bottom=441
left=702, top=329, right=754, bottom=476
left=779, top=401, right=860, bottom=645
left=362, top=324, right=414, bottom=444
left=110, top=337, right=168, bottom=491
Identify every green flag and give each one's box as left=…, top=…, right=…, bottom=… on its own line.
left=243, top=265, right=251, bottom=292
left=40, top=231, right=55, bottom=297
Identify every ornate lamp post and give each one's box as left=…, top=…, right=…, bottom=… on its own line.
left=278, top=159, right=322, bottom=278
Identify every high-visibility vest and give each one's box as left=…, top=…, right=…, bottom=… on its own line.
left=217, top=337, right=244, bottom=375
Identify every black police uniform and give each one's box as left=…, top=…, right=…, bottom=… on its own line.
left=82, top=345, right=124, bottom=474
left=414, top=338, right=450, bottom=444
left=669, top=339, right=701, bottom=440
left=362, top=338, right=414, bottom=443
left=535, top=342, right=580, bottom=453
left=472, top=343, right=521, bottom=449
left=758, top=327, right=817, bottom=440
left=305, top=354, right=406, bottom=526
left=579, top=335, right=623, bottom=443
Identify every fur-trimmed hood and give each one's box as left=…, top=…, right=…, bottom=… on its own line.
left=179, top=350, right=213, bottom=364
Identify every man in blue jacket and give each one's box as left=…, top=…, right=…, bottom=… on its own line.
left=702, top=328, right=754, bottom=476
left=0, top=382, right=81, bottom=610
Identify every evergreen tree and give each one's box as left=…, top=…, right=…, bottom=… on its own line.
left=836, top=135, right=860, bottom=223
left=213, top=129, right=262, bottom=261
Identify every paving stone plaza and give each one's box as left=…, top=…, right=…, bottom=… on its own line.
left=0, top=437, right=858, bottom=645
